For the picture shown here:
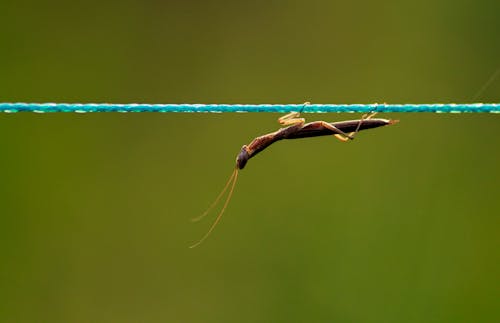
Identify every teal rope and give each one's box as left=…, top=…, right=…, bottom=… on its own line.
left=0, top=103, right=499, bottom=113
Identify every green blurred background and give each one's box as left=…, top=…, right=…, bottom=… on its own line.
left=1, top=1, right=499, bottom=322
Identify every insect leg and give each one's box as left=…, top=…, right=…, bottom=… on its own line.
left=277, top=102, right=309, bottom=126
left=347, top=111, right=378, bottom=139
left=317, top=121, right=356, bottom=142
left=278, top=112, right=305, bottom=126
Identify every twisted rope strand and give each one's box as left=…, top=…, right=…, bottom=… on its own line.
left=0, top=103, right=499, bottom=113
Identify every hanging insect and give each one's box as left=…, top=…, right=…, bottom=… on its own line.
left=190, top=107, right=398, bottom=248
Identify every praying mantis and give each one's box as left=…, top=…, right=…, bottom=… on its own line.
left=190, top=107, right=398, bottom=247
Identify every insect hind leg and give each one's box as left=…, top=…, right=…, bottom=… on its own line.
left=315, top=121, right=355, bottom=142
left=347, top=111, right=378, bottom=139
left=325, top=111, right=378, bottom=142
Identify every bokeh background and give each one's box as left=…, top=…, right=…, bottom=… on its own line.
left=1, top=1, right=499, bottom=322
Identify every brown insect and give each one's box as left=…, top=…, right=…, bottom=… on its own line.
left=190, top=109, right=398, bottom=248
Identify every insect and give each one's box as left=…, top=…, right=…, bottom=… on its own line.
left=190, top=107, right=398, bottom=248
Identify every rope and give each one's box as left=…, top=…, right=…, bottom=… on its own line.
left=0, top=103, right=499, bottom=113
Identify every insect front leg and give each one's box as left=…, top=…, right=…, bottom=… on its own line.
left=277, top=102, right=309, bottom=126
left=278, top=111, right=305, bottom=126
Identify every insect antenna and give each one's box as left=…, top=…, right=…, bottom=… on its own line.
left=189, top=168, right=239, bottom=248
left=191, top=169, right=237, bottom=222
left=472, top=67, right=500, bottom=101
